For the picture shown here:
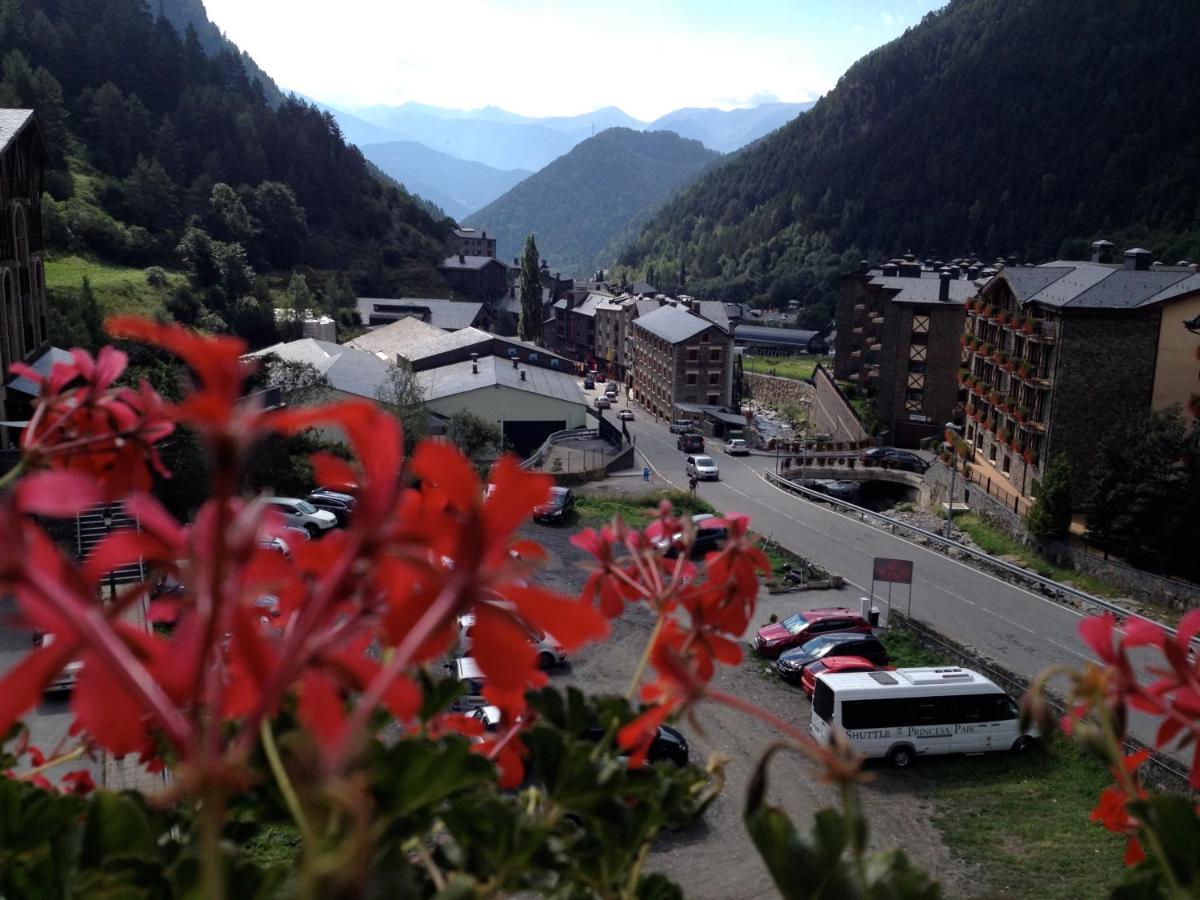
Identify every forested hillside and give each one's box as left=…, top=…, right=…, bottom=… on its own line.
left=618, top=0, right=1200, bottom=321
left=0, top=0, right=452, bottom=347
left=466, top=128, right=719, bottom=276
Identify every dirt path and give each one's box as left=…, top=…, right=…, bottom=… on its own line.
left=529, top=523, right=978, bottom=899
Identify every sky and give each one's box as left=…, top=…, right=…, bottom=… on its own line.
left=202, top=0, right=944, bottom=121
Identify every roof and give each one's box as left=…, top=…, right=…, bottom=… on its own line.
left=347, top=317, right=493, bottom=362
left=673, top=403, right=745, bottom=425
left=5, top=346, right=73, bottom=396
left=452, top=228, right=492, bottom=241
left=635, top=299, right=661, bottom=318
left=628, top=281, right=658, bottom=295
left=696, top=300, right=730, bottom=332
left=249, top=338, right=392, bottom=400
left=0, top=109, right=45, bottom=157
left=356, top=297, right=484, bottom=330
left=631, top=304, right=714, bottom=343
left=868, top=275, right=978, bottom=305
left=570, top=292, right=611, bottom=319
left=439, top=255, right=508, bottom=271
left=993, top=261, right=1200, bottom=310
left=734, top=324, right=821, bottom=347
left=419, top=355, right=586, bottom=405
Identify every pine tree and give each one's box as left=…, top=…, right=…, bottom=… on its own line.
left=518, top=233, right=542, bottom=344
left=1025, top=454, right=1072, bottom=542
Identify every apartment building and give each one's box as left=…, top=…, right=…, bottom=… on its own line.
left=630, top=303, right=734, bottom=420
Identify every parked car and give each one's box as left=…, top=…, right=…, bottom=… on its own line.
left=533, top=486, right=575, bottom=523
left=606, top=381, right=619, bottom=394
left=258, top=536, right=291, bottom=558
left=457, top=615, right=566, bottom=668
left=654, top=513, right=728, bottom=559
left=305, top=491, right=355, bottom=525
left=752, top=608, right=872, bottom=658
left=617, top=409, right=634, bottom=421
left=267, top=497, right=337, bottom=537
left=801, top=655, right=884, bottom=697
left=33, top=632, right=83, bottom=693
left=669, top=419, right=698, bottom=434
left=677, top=432, right=704, bottom=452
left=858, top=447, right=930, bottom=473
left=724, top=438, right=749, bottom=455
left=583, top=377, right=595, bottom=390
left=448, top=657, right=487, bottom=710
left=594, top=395, right=611, bottom=409
left=775, top=632, right=890, bottom=684
left=582, top=722, right=689, bottom=767
left=685, top=454, right=719, bottom=481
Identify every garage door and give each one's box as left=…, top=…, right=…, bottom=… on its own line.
left=503, top=420, right=567, bottom=458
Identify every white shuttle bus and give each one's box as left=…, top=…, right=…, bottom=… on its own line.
left=810, top=666, right=1036, bottom=768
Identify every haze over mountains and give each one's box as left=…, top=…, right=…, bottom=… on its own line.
left=316, top=98, right=813, bottom=218
left=463, top=128, right=720, bottom=276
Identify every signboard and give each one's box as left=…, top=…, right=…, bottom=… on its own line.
left=909, top=413, right=930, bottom=423
left=873, top=557, right=914, bottom=585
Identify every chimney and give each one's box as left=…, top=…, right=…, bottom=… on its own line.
left=882, top=262, right=899, bottom=277
left=458, top=254, right=465, bottom=264
left=482, top=231, right=487, bottom=239
left=514, top=257, right=520, bottom=266
left=512, top=357, right=519, bottom=369
left=471, top=353, right=479, bottom=374
left=859, top=259, right=870, bottom=274
left=1091, top=240, right=1114, bottom=263
left=1006, top=255, right=1017, bottom=268
left=938, top=269, right=951, bottom=302
left=1123, top=248, right=1152, bottom=271
left=967, top=265, right=980, bottom=280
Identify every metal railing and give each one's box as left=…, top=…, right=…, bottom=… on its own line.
left=520, top=427, right=597, bottom=470
left=763, top=469, right=1196, bottom=649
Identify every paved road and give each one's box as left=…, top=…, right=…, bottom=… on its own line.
left=618, top=407, right=1174, bottom=758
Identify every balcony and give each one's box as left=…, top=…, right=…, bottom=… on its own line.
left=870, top=315, right=885, bottom=325
left=1026, top=320, right=1058, bottom=343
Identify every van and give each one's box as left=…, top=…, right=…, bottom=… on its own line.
left=449, top=657, right=487, bottom=711
left=810, top=666, right=1035, bottom=768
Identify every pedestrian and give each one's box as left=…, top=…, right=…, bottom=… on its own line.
left=688, top=475, right=698, bottom=496
left=642, top=466, right=651, bottom=482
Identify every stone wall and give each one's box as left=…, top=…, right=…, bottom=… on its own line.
left=743, top=372, right=814, bottom=409
left=922, top=458, right=1025, bottom=533
left=810, top=364, right=870, bottom=443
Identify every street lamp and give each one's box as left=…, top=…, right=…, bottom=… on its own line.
left=943, top=422, right=962, bottom=539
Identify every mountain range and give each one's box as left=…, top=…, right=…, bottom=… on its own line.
left=464, top=128, right=720, bottom=276
left=316, top=99, right=812, bottom=218
left=619, top=0, right=1200, bottom=320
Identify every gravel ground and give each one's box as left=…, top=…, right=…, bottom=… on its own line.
left=522, top=518, right=978, bottom=899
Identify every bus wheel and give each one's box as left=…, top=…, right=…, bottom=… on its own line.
left=1011, top=736, right=1037, bottom=754
left=888, top=745, right=915, bottom=769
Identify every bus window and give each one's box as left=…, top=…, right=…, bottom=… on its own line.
left=914, top=697, right=954, bottom=726
left=984, top=694, right=1018, bottom=720
left=813, top=681, right=834, bottom=722
left=953, top=694, right=994, bottom=723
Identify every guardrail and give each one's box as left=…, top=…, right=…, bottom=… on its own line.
left=763, top=469, right=1196, bottom=649
left=520, top=427, right=598, bottom=470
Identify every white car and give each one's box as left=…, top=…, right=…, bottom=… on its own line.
left=686, top=454, right=720, bottom=481
left=594, top=395, right=611, bottom=409
left=267, top=497, right=337, bottom=537
left=34, top=632, right=83, bottom=693
left=457, top=613, right=566, bottom=668
left=724, top=438, right=750, bottom=455
left=617, top=409, right=634, bottom=421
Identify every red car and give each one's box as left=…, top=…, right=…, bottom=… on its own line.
left=752, top=608, right=871, bottom=658
left=801, top=655, right=884, bottom=697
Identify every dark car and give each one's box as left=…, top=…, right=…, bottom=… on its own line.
left=306, top=492, right=355, bottom=526
left=654, top=513, right=727, bottom=559
left=774, top=632, right=889, bottom=684
left=677, top=432, right=704, bottom=452
left=858, top=447, right=929, bottom=473
left=533, top=486, right=575, bottom=523
left=583, top=723, right=689, bottom=767
left=752, top=608, right=871, bottom=658
left=583, top=377, right=595, bottom=390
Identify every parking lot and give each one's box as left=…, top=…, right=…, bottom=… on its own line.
left=524, top=518, right=977, bottom=898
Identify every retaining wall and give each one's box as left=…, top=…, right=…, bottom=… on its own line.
left=743, top=372, right=814, bottom=409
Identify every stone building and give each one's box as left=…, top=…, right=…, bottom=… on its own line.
left=836, top=255, right=982, bottom=446
left=0, top=110, right=51, bottom=447
left=438, top=254, right=509, bottom=303
left=448, top=227, right=496, bottom=259
left=961, top=244, right=1200, bottom=500
left=630, top=303, right=734, bottom=420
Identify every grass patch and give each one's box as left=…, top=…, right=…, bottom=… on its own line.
left=954, top=515, right=1121, bottom=598
left=882, top=625, right=1124, bottom=897
left=45, top=254, right=182, bottom=316
left=574, top=490, right=714, bottom=527
left=241, top=822, right=301, bottom=868
left=742, top=354, right=832, bottom=382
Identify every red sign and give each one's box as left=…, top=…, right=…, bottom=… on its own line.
left=873, top=557, right=913, bottom=585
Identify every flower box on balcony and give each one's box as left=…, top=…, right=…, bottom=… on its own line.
left=1022, top=319, right=1035, bottom=335
left=1014, top=406, right=1028, bottom=423
left=1022, top=449, right=1036, bottom=465
left=996, top=311, right=1009, bottom=326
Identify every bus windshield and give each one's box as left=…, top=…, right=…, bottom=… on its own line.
left=813, top=681, right=834, bottom=722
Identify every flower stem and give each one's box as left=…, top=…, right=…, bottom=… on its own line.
left=626, top=608, right=666, bottom=700
left=260, top=719, right=314, bottom=847
left=18, top=745, right=85, bottom=780
left=198, top=790, right=227, bottom=900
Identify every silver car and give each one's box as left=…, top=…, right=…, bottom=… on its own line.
left=267, top=497, right=338, bottom=537
left=685, top=454, right=720, bottom=481
left=457, top=613, right=566, bottom=668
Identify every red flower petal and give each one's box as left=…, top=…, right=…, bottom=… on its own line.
left=500, top=582, right=609, bottom=651
left=411, top=439, right=479, bottom=513
left=0, top=644, right=79, bottom=737
left=13, top=471, right=102, bottom=518
left=297, top=670, right=345, bottom=749
left=471, top=603, right=537, bottom=692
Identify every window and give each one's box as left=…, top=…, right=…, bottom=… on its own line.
left=710, top=348, right=722, bottom=362
left=707, top=394, right=718, bottom=404
left=686, top=373, right=697, bottom=385
left=912, top=315, right=930, bottom=334
left=1002, top=454, right=1011, bottom=475
left=687, top=347, right=699, bottom=361
left=909, top=344, right=927, bottom=362
left=701, top=332, right=710, bottom=343
left=989, top=443, right=997, bottom=463
left=904, top=389, right=923, bottom=412
left=708, top=373, right=719, bottom=385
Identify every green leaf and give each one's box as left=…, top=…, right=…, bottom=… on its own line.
left=375, top=737, right=494, bottom=818
left=637, top=872, right=683, bottom=900
left=1127, top=795, right=1200, bottom=891
left=81, top=791, right=161, bottom=867
left=417, top=670, right=465, bottom=722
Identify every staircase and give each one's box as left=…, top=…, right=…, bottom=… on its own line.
left=76, top=503, right=145, bottom=587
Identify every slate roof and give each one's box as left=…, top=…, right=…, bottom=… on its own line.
left=5, top=346, right=72, bottom=396
left=0, top=109, right=36, bottom=154
left=348, top=317, right=493, bottom=362
left=356, top=297, right=484, bottom=330
left=248, top=339, right=393, bottom=400
left=994, top=261, right=1200, bottom=310
left=570, top=292, right=611, bottom=319
left=419, top=355, right=586, bottom=406
left=439, top=255, right=509, bottom=271
left=868, top=275, right=978, bottom=305
left=733, top=325, right=822, bottom=347
left=697, top=300, right=730, bottom=332
left=631, top=304, right=714, bottom=343
left=628, top=281, right=658, bottom=296
left=452, top=228, right=492, bottom=241
left=634, top=299, right=661, bottom=318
